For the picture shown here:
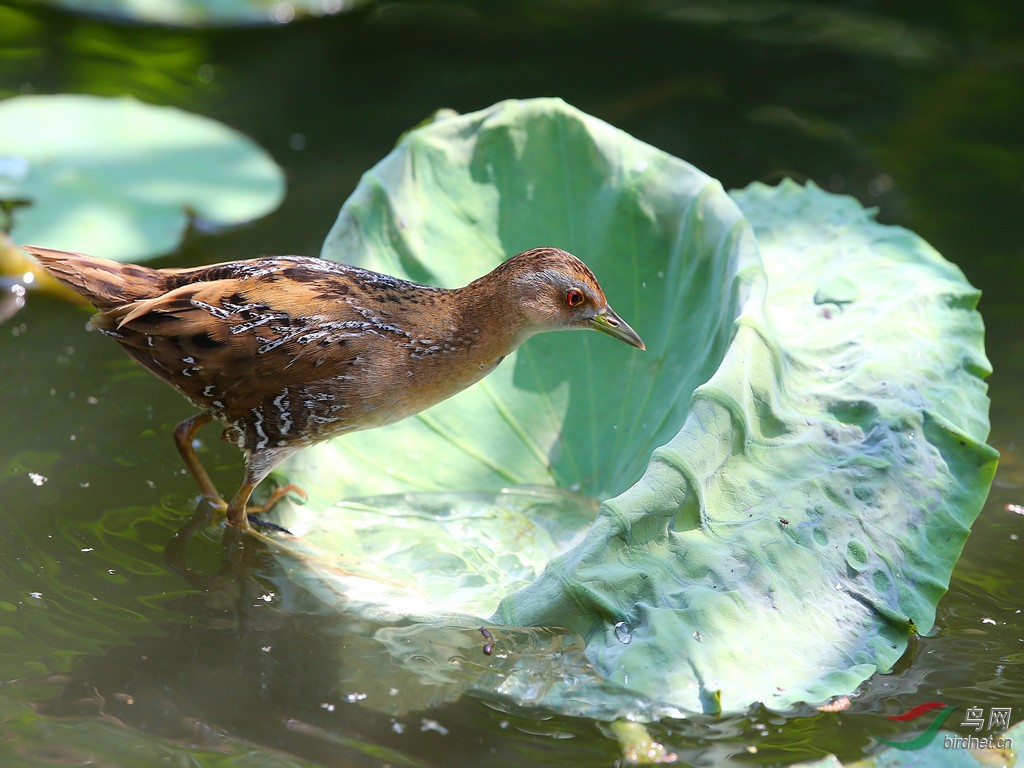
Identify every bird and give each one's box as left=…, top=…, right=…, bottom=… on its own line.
left=24, top=245, right=645, bottom=531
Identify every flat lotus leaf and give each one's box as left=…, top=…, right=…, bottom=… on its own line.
left=0, top=95, right=284, bottom=261
left=33, top=0, right=362, bottom=27
left=273, top=98, right=996, bottom=716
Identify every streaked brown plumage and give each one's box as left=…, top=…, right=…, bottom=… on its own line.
left=24, top=245, right=645, bottom=530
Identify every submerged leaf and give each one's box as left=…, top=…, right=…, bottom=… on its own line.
left=276, top=99, right=995, bottom=716
left=0, top=94, right=284, bottom=262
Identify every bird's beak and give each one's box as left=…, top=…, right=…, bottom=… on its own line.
left=591, top=307, right=645, bottom=350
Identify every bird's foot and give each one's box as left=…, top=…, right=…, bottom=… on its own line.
left=222, top=483, right=306, bottom=533
left=205, top=495, right=229, bottom=511
left=246, top=483, right=308, bottom=514
left=195, top=493, right=228, bottom=518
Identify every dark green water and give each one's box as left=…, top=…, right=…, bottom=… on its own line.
left=1, top=1, right=1022, bottom=766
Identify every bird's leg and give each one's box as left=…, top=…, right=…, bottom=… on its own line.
left=225, top=447, right=303, bottom=530
left=173, top=412, right=227, bottom=509
left=224, top=478, right=259, bottom=531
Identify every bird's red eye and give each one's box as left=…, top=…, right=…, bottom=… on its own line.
left=566, top=289, right=585, bottom=307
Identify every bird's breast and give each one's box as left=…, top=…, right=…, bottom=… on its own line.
left=349, top=332, right=509, bottom=425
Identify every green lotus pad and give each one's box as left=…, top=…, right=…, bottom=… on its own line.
left=269, top=98, right=996, bottom=717
left=31, top=0, right=362, bottom=27
left=0, top=94, right=284, bottom=261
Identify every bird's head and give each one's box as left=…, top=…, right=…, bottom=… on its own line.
left=485, top=247, right=645, bottom=350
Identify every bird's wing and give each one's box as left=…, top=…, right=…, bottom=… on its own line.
left=96, top=275, right=381, bottom=412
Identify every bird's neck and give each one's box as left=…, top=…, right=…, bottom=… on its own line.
left=451, top=275, right=537, bottom=359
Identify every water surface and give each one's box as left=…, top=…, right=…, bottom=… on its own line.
left=1, top=2, right=1021, bottom=765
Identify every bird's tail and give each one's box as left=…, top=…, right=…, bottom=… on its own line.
left=21, top=246, right=167, bottom=310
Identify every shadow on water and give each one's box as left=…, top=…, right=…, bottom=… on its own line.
left=5, top=504, right=624, bottom=767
